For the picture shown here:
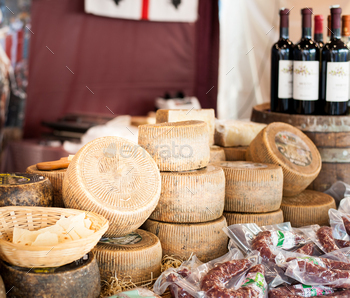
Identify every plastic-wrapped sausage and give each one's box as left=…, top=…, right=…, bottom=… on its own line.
left=316, top=227, right=339, bottom=253
left=285, top=256, right=350, bottom=271
left=269, top=286, right=350, bottom=298
left=335, top=239, right=350, bottom=248
left=201, top=260, right=267, bottom=298
left=285, top=259, right=350, bottom=288
left=342, top=216, right=350, bottom=236
left=252, top=230, right=305, bottom=261
left=295, top=243, right=315, bottom=256
left=166, top=268, right=194, bottom=298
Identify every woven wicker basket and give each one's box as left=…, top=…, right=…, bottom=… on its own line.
left=0, top=206, right=109, bottom=268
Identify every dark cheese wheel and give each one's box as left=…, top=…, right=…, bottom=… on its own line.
left=0, top=173, right=53, bottom=207
left=0, top=252, right=100, bottom=298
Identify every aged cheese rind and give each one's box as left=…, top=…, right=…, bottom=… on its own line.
left=150, top=165, right=225, bottom=223
left=142, top=216, right=228, bottom=262
left=156, top=109, right=215, bottom=145
left=26, top=165, right=66, bottom=207
left=0, top=173, right=53, bottom=207
left=248, top=122, right=322, bottom=197
left=215, top=120, right=266, bottom=147
left=281, top=190, right=336, bottom=227
left=212, top=161, right=283, bottom=213
left=224, top=146, right=247, bottom=161
left=138, top=120, right=210, bottom=171
left=209, top=145, right=226, bottom=163
left=224, top=210, right=284, bottom=227
left=93, top=229, right=162, bottom=283
left=62, top=136, right=161, bottom=237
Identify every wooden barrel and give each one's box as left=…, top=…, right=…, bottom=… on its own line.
left=251, top=103, right=350, bottom=192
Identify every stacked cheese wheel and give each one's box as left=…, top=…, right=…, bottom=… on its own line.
left=212, top=161, right=284, bottom=227
left=62, top=136, right=163, bottom=285
left=139, top=113, right=229, bottom=262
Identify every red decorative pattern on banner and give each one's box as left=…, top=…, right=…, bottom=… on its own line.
left=141, top=0, right=149, bottom=20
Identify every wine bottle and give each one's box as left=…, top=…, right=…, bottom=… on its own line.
left=293, top=8, right=320, bottom=115
left=320, top=6, right=350, bottom=115
left=314, top=15, right=324, bottom=47
left=270, top=8, right=293, bottom=113
left=327, top=15, right=331, bottom=42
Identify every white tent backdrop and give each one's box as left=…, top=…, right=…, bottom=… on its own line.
left=218, top=0, right=350, bottom=120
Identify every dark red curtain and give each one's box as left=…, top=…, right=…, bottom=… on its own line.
left=24, top=0, right=219, bottom=138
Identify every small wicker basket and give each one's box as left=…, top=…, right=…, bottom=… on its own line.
left=0, top=206, right=109, bottom=268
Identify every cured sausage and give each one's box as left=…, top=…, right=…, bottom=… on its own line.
left=342, top=216, right=350, bottom=236
left=252, top=230, right=305, bottom=261
left=285, top=256, right=350, bottom=271
left=166, top=268, right=194, bottom=298
left=295, top=243, right=315, bottom=255
left=291, top=260, right=350, bottom=288
left=201, top=261, right=266, bottom=298
left=316, top=227, right=339, bottom=253
left=335, top=239, right=350, bottom=248
left=269, top=286, right=350, bottom=298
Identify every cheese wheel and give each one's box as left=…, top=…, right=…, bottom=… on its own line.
left=212, top=161, right=283, bottom=213
left=150, top=165, right=225, bottom=223
left=248, top=122, right=322, bottom=197
left=156, top=109, right=215, bottom=145
left=224, top=146, right=247, bottom=161
left=0, top=252, right=100, bottom=298
left=142, top=216, right=228, bottom=262
left=215, top=120, right=266, bottom=147
left=63, top=136, right=161, bottom=237
left=281, top=190, right=336, bottom=227
left=209, top=145, right=226, bottom=163
left=224, top=210, right=284, bottom=227
left=26, top=165, right=66, bottom=207
left=138, top=120, right=210, bottom=172
left=93, top=230, right=162, bottom=283
left=0, top=173, right=53, bottom=207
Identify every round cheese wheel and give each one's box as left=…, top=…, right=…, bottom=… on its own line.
left=212, top=161, right=283, bottom=213
left=248, top=122, right=321, bottom=197
left=26, top=165, right=66, bottom=207
left=62, top=136, right=161, bottom=237
left=224, top=210, right=284, bottom=227
left=224, top=146, right=247, bottom=161
left=93, top=229, right=162, bottom=284
left=138, top=120, right=210, bottom=171
left=209, top=145, right=226, bottom=163
left=142, top=216, right=228, bottom=262
left=0, top=173, right=53, bottom=207
left=0, top=252, right=100, bottom=298
left=281, top=190, right=336, bottom=227
left=150, top=165, right=225, bottom=223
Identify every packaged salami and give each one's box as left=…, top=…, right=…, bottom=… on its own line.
left=225, top=223, right=307, bottom=262
left=153, top=248, right=268, bottom=298
left=269, top=285, right=350, bottom=297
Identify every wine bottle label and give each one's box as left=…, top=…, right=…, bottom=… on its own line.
left=278, top=60, right=293, bottom=98
left=292, top=61, right=319, bottom=101
left=326, top=61, right=350, bottom=102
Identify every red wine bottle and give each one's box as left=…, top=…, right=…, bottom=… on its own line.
left=314, top=15, right=324, bottom=48
left=293, top=8, right=320, bottom=115
left=320, top=6, right=350, bottom=115
left=270, top=8, right=293, bottom=113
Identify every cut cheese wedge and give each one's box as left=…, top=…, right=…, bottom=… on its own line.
left=156, top=109, right=215, bottom=145
left=212, top=161, right=283, bottom=213
left=62, top=136, right=161, bottom=237
left=150, top=165, right=225, bottom=223
left=27, top=165, right=66, bottom=207
left=215, top=120, right=266, bottom=147
left=93, top=230, right=162, bottom=283
left=0, top=173, right=53, bottom=207
left=248, top=122, right=322, bottom=197
left=224, top=210, right=284, bottom=227
left=142, top=216, right=228, bottom=262
left=281, top=190, right=336, bottom=227
left=224, top=146, right=247, bottom=161
left=209, top=145, right=226, bottom=163
left=138, top=120, right=210, bottom=171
